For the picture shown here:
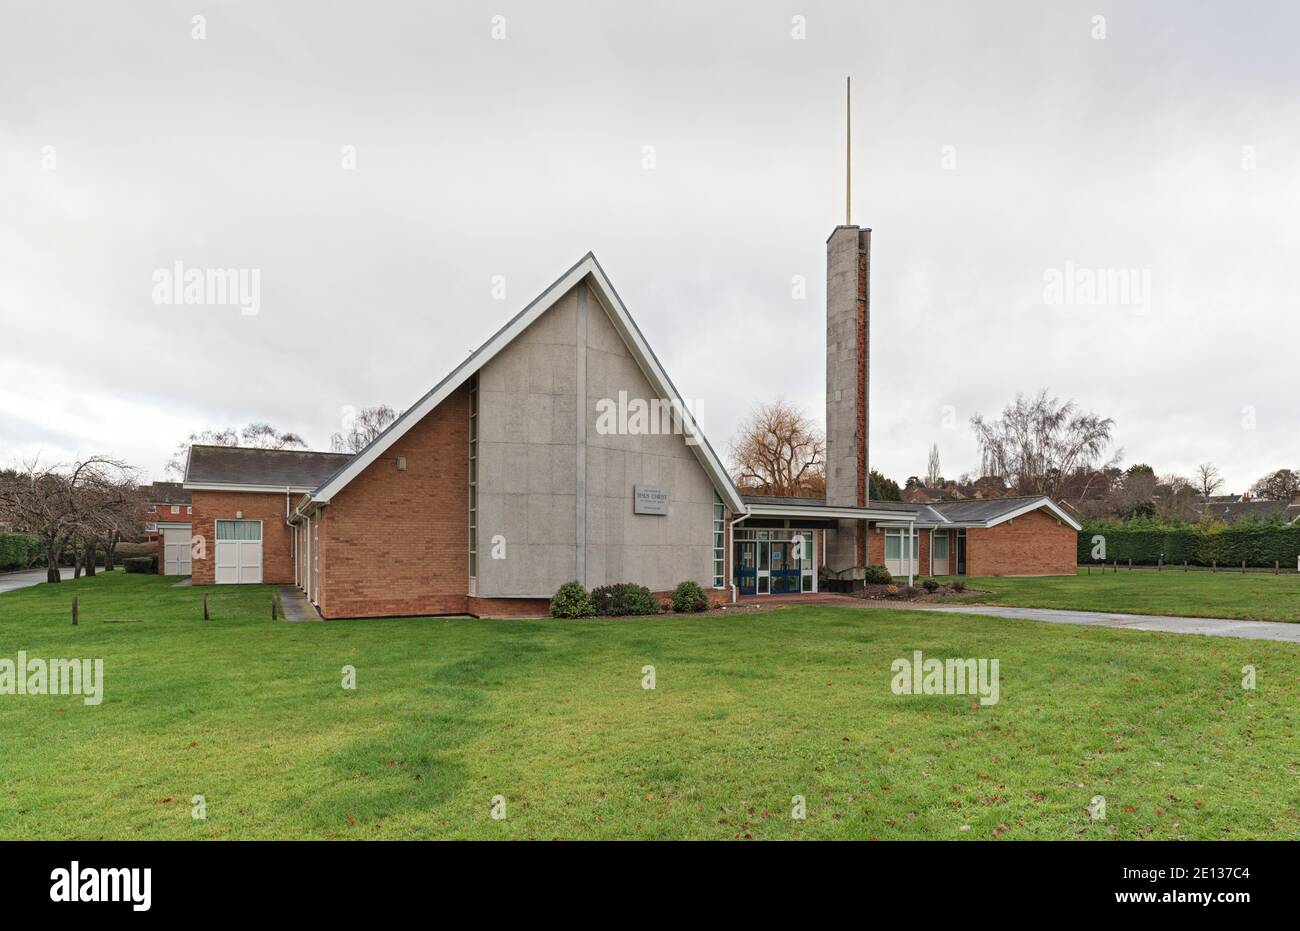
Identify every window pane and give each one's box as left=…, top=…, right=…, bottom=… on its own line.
left=885, top=534, right=900, bottom=560
left=216, top=520, right=260, bottom=541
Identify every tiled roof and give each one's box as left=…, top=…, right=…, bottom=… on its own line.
left=185, top=445, right=354, bottom=488
left=145, top=481, right=191, bottom=505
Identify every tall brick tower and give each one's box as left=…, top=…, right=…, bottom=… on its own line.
left=825, top=225, right=870, bottom=571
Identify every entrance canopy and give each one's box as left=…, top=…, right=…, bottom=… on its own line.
left=740, top=495, right=915, bottom=526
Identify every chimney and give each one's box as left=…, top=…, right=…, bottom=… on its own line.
left=825, top=225, right=870, bottom=568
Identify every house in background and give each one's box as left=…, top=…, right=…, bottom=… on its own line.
left=181, top=224, right=1080, bottom=617
left=1201, top=493, right=1300, bottom=524
left=141, top=481, right=193, bottom=576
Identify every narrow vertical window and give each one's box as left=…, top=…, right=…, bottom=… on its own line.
left=468, top=373, right=479, bottom=581
left=712, top=492, right=725, bottom=588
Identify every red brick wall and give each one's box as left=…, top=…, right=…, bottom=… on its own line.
left=467, top=596, right=550, bottom=618
left=190, top=490, right=294, bottom=585
left=317, top=384, right=470, bottom=619
left=966, top=508, right=1076, bottom=576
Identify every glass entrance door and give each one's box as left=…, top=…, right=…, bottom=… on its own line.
left=955, top=531, right=967, bottom=576
left=770, top=541, right=801, bottom=593
left=734, top=530, right=818, bottom=595
left=735, top=542, right=757, bottom=595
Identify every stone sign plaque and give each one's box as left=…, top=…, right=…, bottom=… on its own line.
left=633, top=484, right=670, bottom=516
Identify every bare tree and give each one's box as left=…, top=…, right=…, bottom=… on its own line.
left=1155, top=474, right=1199, bottom=523
left=729, top=399, right=826, bottom=497
left=0, top=457, right=135, bottom=582
left=925, top=443, right=942, bottom=487
left=331, top=404, right=397, bottom=454
left=1194, top=462, right=1223, bottom=513
left=1249, top=468, right=1300, bottom=501
left=165, top=423, right=307, bottom=477
left=85, top=477, right=144, bottom=573
left=970, top=390, right=1119, bottom=502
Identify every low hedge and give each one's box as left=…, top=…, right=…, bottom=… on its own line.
left=115, top=542, right=157, bottom=560
left=0, top=533, right=42, bottom=572
left=123, top=556, right=157, bottom=574
left=1078, top=520, right=1300, bottom=568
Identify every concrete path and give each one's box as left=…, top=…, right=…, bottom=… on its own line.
left=278, top=585, right=320, bottom=622
left=0, top=568, right=65, bottom=594
left=913, top=604, right=1300, bottom=643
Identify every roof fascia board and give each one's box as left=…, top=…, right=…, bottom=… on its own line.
left=982, top=498, right=1083, bottom=531
left=183, top=482, right=317, bottom=494
left=746, top=504, right=911, bottom=521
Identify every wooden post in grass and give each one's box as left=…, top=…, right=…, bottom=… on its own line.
left=1113, top=560, right=1118, bottom=574
left=1087, top=565, right=1091, bottom=575
left=203, top=593, right=209, bottom=620
left=72, top=596, right=78, bottom=626
left=271, top=596, right=278, bottom=620
left=1157, top=558, right=1162, bottom=572
left=1275, top=560, right=1279, bottom=575
left=1128, top=558, right=1132, bottom=571
left=1242, top=560, right=1246, bottom=574
left=1212, top=560, right=1216, bottom=573
left=1184, top=561, right=1188, bottom=572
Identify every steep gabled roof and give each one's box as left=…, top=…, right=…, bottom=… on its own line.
left=309, top=253, right=745, bottom=512
left=184, top=445, right=353, bottom=491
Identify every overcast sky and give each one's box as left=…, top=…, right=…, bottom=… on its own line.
left=2, top=0, right=1298, bottom=492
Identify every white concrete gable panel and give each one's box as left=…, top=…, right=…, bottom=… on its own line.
left=310, top=253, right=744, bottom=513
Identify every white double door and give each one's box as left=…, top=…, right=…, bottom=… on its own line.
left=215, top=520, right=263, bottom=584
left=162, top=527, right=193, bottom=576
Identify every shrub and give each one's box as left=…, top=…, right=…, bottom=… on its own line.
left=590, top=583, right=658, bottom=617
left=123, top=556, right=156, bottom=574
left=862, top=564, right=893, bottom=585
left=622, top=585, right=659, bottom=616
left=901, top=584, right=922, bottom=598
left=950, top=579, right=966, bottom=593
left=670, top=580, right=709, bottom=613
left=921, top=578, right=940, bottom=593
left=550, top=580, right=595, bottom=618
left=883, top=583, right=899, bottom=596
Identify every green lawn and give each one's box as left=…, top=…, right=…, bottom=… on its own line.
left=1, top=571, right=1297, bottom=840
left=950, top=569, right=1300, bottom=622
